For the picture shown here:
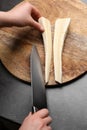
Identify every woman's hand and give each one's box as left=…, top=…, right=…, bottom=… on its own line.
left=19, top=109, right=52, bottom=130
left=0, top=1, right=44, bottom=32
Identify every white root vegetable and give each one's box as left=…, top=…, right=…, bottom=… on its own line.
left=53, top=18, right=71, bottom=83
left=38, top=17, right=52, bottom=83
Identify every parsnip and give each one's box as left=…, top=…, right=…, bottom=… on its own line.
left=38, top=17, right=52, bottom=83
left=53, top=18, right=71, bottom=83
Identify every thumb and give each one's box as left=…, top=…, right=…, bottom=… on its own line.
left=29, top=17, right=44, bottom=32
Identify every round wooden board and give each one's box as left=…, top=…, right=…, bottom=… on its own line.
left=0, top=0, right=87, bottom=85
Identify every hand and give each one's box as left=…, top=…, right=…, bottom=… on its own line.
left=0, top=1, right=44, bottom=32
left=19, top=109, right=52, bottom=130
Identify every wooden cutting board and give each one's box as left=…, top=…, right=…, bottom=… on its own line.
left=0, top=0, right=87, bottom=85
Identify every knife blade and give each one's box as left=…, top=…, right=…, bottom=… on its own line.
left=30, top=46, right=47, bottom=113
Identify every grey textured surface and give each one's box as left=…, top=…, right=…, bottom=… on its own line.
left=47, top=74, right=87, bottom=130
left=82, top=0, right=87, bottom=3
left=0, top=0, right=23, bottom=11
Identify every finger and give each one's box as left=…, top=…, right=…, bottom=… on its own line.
left=43, top=116, right=52, bottom=125
left=47, top=126, right=52, bottom=130
left=28, top=112, right=32, bottom=117
left=36, top=109, right=49, bottom=118
left=31, top=6, right=41, bottom=20
left=42, top=126, right=52, bottom=130
left=29, top=17, right=44, bottom=32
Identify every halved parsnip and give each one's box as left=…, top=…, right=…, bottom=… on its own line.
left=38, top=17, right=52, bottom=83
left=53, top=18, right=71, bottom=83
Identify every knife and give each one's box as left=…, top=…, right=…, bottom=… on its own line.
left=30, top=46, right=47, bottom=113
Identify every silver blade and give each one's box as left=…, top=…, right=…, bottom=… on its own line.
left=30, top=46, right=47, bottom=112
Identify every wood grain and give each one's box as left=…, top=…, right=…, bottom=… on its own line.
left=0, top=0, right=87, bottom=85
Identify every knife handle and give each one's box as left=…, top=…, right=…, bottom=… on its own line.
left=32, top=106, right=38, bottom=113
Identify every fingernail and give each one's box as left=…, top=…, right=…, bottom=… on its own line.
left=40, top=26, right=45, bottom=32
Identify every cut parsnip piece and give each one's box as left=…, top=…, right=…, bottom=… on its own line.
left=38, top=17, right=52, bottom=83
left=53, top=18, right=71, bottom=83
